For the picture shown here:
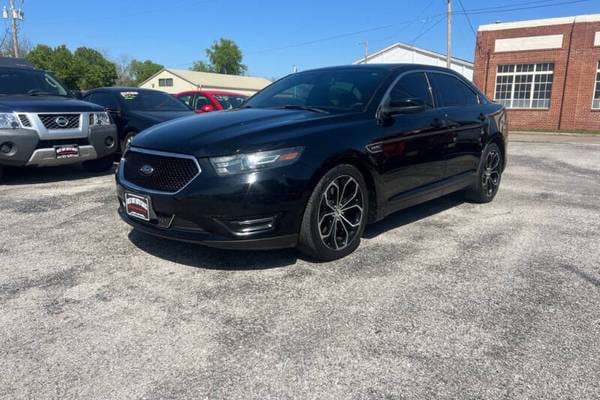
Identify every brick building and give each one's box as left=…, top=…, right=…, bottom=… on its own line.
left=473, top=14, right=600, bottom=132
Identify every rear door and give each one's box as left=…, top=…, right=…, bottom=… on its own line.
left=375, top=72, right=451, bottom=201
left=427, top=72, right=485, bottom=178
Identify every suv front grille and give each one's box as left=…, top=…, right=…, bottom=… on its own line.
left=38, top=113, right=80, bottom=129
left=123, top=149, right=200, bottom=193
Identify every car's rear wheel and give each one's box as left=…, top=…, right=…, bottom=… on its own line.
left=465, top=142, right=503, bottom=203
left=82, top=156, right=115, bottom=173
left=298, top=164, right=368, bottom=261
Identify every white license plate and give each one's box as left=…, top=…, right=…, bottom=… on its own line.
left=125, top=193, right=151, bottom=221
left=55, top=145, right=79, bottom=159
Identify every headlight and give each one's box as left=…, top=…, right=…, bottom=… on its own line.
left=92, top=112, right=111, bottom=126
left=210, top=147, right=304, bottom=176
left=0, top=113, right=19, bottom=129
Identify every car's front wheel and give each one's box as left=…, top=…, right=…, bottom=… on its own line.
left=466, top=142, right=503, bottom=203
left=298, top=164, right=368, bottom=261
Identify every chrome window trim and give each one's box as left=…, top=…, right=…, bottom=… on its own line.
left=119, top=146, right=202, bottom=195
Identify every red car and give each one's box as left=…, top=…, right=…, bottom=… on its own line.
left=175, top=90, right=248, bottom=113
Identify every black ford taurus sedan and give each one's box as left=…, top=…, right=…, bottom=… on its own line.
left=116, top=64, right=508, bottom=261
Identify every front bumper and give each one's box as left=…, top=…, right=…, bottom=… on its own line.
left=116, top=156, right=314, bottom=250
left=0, top=125, right=117, bottom=167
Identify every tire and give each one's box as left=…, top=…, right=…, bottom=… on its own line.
left=465, top=142, right=503, bottom=203
left=121, top=131, right=136, bottom=152
left=82, top=156, right=115, bottom=173
left=298, top=164, right=369, bottom=261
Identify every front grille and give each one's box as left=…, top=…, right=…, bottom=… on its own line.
left=18, top=114, right=31, bottom=127
left=38, top=113, right=80, bottom=129
left=123, top=149, right=200, bottom=193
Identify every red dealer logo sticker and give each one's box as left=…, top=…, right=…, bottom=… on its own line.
left=125, top=193, right=150, bottom=221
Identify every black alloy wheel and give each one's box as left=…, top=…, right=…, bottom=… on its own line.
left=299, top=164, right=369, bottom=261
left=466, top=142, right=503, bottom=203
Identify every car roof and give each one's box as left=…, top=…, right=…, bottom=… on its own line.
left=87, top=87, right=166, bottom=94
left=176, top=90, right=247, bottom=97
left=297, top=63, right=460, bottom=75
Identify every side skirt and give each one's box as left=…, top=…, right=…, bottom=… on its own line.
left=376, top=172, right=475, bottom=221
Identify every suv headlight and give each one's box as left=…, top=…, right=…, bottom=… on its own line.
left=210, top=147, right=304, bottom=176
left=0, top=113, right=19, bottom=129
left=92, top=112, right=111, bottom=126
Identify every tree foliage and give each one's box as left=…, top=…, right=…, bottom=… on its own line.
left=191, top=38, right=246, bottom=75
left=26, top=44, right=117, bottom=90
left=129, top=59, right=164, bottom=85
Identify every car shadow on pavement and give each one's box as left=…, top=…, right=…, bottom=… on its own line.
left=128, top=230, right=300, bottom=270
left=1, top=163, right=117, bottom=186
left=363, top=192, right=465, bottom=239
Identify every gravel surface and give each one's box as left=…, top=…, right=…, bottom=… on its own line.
left=0, top=134, right=599, bottom=400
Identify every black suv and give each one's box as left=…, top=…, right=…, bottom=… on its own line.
left=116, top=65, right=508, bottom=261
left=0, top=58, right=118, bottom=181
left=82, top=88, right=193, bottom=151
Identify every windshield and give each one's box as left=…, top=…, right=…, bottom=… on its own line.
left=214, top=94, right=247, bottom=110
left=119, top=90, right=191, bottom=112
left=245, top=68, right=387, bottom=112
left=0, top=68, right=69, bottom=96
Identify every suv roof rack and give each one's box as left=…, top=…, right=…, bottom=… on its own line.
left=0, top=57, right=34, bottom=69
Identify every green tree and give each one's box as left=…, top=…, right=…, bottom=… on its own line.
left=73, top=47, right=118, bottom=89
left=191, top=38, right=246, bottom=75
left=130, top=59, right=163, bottom=85
left=26, top=44, right=117, bottom=90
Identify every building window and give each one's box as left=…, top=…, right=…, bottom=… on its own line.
left=593, top=61, right=600, bottom=110
left=494, top=63, right=554, bottom=109
left=158, top=78, right=173, bottom=87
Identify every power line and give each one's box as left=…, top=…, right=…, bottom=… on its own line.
left=457, top=0, right=476, bottom=36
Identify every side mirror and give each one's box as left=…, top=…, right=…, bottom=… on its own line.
left=200, top=104, right=215, bottom=113
left=381, top=98, right=426, bottom=117
left=106, top=107, right=121, bottom=117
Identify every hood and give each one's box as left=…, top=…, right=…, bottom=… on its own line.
left=127, top=110, right=193, bottom=124
left=0, top=95, right=104, bottom=113
left=132, top=108, right=352, bottom=157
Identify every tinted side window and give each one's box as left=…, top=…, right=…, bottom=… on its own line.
left=85, top=92, right=119, bottom=109
left=388, top=72, right=433, bottom=108
left=195, top=95, right=211, bottom=109
left=178, top=94, right=194, bottom=108
left=428, top=73, right=479, bottom=107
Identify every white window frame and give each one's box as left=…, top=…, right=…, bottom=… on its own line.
left=593, top=61, right=600, bottom=110
left=158, top=78, right=173, bottom=87
left=494, top=63, right=554, bottom=109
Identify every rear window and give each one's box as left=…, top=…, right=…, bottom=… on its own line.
left=120, top=91, right=190, bottom=112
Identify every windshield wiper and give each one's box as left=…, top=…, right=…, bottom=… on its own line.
left=276, top=104, right=329, bottom=114
left=27, top=89, right=53, bottom=96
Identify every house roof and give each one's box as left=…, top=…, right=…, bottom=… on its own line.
left=353, top=42, right=474, bottom=68
left=140, top=68, right=272, bottom=91
left=479, top=14, right=600, bottom=32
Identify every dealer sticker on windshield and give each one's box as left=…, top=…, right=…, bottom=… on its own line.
left=125, top=193, right=150, bottom=221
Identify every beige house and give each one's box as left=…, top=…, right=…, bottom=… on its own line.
left=139, top=68, right=272, bottom=96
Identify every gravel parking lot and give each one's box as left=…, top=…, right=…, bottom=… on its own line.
left=0, top=134, right=599, bottom=400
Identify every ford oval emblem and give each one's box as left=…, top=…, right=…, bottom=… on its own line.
left=55, top=116, right=69, bottom=127
left=139, top=164, right=154, bottom=176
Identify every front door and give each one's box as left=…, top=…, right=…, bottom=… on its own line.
left=372, top=72, right=451, bottom=203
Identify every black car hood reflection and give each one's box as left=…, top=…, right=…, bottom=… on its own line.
left=127, top=110, right=193, bottom=124
left=132, top=108, right=349, bottom=157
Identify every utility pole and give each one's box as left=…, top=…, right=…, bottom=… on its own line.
left=446, top=0, right=452, bottom=68
left=2, top=0, right=23, bottom=58
left=359, top=40, right=368, bottom=64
